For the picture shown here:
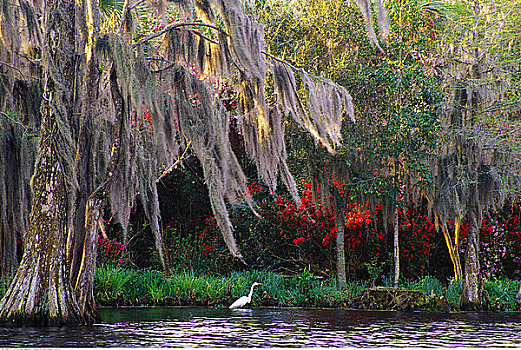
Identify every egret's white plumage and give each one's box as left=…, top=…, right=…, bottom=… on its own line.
left=229, top=282, right=262, bottom=309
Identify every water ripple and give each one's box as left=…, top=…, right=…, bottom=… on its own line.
left=2, top=308, right=521, bottom=347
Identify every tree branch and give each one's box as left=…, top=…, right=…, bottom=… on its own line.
left=133, top=22, right=227, bottom=48
left=157, top=141, right=192, bottom=183
left=261, top=50, right=299, bottom=71
left=0, top=61, right=30, bottom=80
left=0, top=112, right=30, bottom=135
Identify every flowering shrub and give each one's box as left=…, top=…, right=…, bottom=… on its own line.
left=199, top=182, right=521, bottom=281
left=123, top=158, right=521, bottom=281
left=266, top=188, right=337, bottom=270
left=97, top=234, right=127, bottom=266
left=397, top=207, right=450, bottom=278
left=481, top=218, right=507, bottom=278
left=199, top=179, right=454, bottom=279
left=482, top=203, right=521, bottom=278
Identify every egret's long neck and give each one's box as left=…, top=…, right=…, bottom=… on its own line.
left=248, top=284, right=256, bottom=299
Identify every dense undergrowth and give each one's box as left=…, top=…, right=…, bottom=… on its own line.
left=93, top=265, right=520, bottom=312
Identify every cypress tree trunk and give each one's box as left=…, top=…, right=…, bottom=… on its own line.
left=0, top=0, right=93, bottom=325
left=73, top=62, right=124, bottom=319
left=69, top=0, right=102, bottom=317
left=0, top=139, right=85, bottom=325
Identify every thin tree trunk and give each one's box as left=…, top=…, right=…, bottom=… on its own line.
left=440, top=219, right=463, bottom=280
left=393, top=207, right=400, bottom=288
left=332, top=186, right=347, bottom=290
left=460, top=203, right=483, bottom=310
left=424, top=193, right=463, bottom=281
left=453, top=217, right=463, bottom=279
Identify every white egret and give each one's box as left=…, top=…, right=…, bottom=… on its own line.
left=229, top=282, right=262, bottom=309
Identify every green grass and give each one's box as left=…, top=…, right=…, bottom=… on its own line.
left=93, top=265, right=521, bottom=311
left=483, top=277, right=518, bottom=311
left=95, top=264, right=135, bottom=305
left=407, top=276, right=445, bottom=297
left=446, top=278, right=463, bottom=307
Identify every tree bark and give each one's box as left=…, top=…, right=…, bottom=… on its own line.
left=0, top=0, right=94, bottom=325
left=460, top=203, right=483, bottom=310
left=69, top=0, right=102, bottom=318
left=0, top=123, right=86, bottom=325
left=73, top=192, right=101, bottom=319
left=393, top=207, right=400, bottom=288
left=73, top=63, right=126, bottom=318
left=332, top=186, right=347, bottom=290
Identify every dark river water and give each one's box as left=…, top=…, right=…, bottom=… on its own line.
left=2, top=307, right=521, bottom=347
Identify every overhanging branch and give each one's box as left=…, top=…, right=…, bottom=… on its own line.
left=133, top=22, right=227, bottom=48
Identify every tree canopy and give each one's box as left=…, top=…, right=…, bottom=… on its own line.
left=0, top=0, right=391, bottom=324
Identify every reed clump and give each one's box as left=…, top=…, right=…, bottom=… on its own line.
left=93, top=265, right=521, bottom=311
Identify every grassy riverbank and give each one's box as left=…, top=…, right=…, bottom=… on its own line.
left=93, top=265, right=520, bottom=311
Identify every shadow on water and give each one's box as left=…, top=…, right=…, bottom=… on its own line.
left=2, top=307, right=521, bottom=347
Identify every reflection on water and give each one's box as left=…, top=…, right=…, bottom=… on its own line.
left=2, top=307, right=521, bottom=347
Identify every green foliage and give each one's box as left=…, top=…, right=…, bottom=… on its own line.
left=261, top=0, right=371, bottom=78
left=98, top=0, right=125, bottom=33
left=364, top=256, right=384, bottom=287
left=340, top=58, right=440, bottom=196
left=140, top=270, right=166, bottom=303
left=95, top=264, right=135, bottom=304
left=345, top=280, right=368, bottom=298
left=166, top=272, right=228, bottom=305
left=446, top=278, right=463, bottom=307
left=483, top=277, right=519, bottom=311
left=386, top=0, right=444, bottom=53
left=259, top=0, right=441, bottom=204
left=94, top=266, right=520, bottom=310
left=293, top=266, right=318, bottom=291
left=407, top=276, right=444, bottom=296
